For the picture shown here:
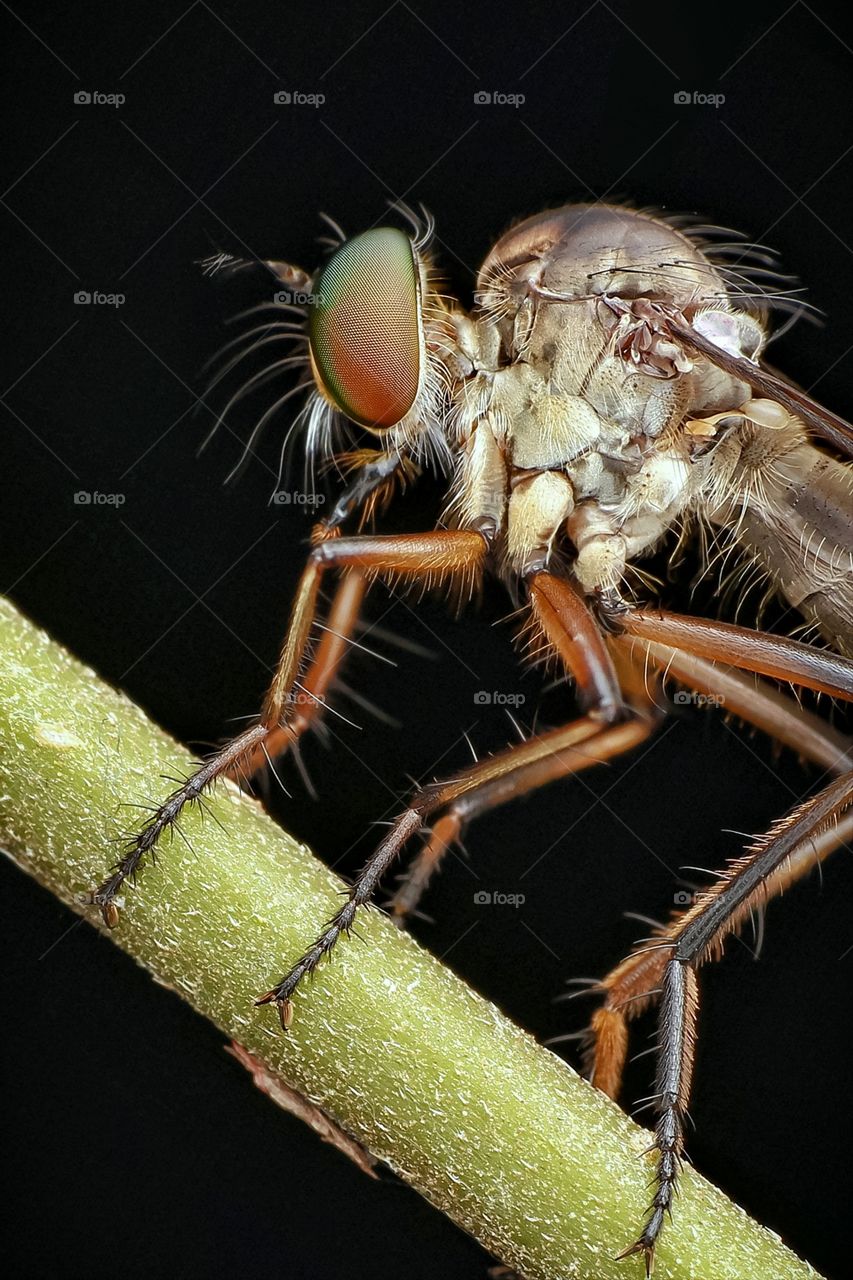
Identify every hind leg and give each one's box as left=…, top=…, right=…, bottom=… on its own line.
left=619, top=772, right=853, bottom=1273
left=587, top=637, right=853, bottom=1100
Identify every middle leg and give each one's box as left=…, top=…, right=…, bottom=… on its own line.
left=386, top=630, right=662, bottom=921
left=258, top=571, right=651, bottom=1026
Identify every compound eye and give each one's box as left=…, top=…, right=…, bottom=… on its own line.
left=308, top=227, right=422, bottom=429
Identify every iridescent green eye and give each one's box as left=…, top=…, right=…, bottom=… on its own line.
left=308, top=227, right=422, bottom=429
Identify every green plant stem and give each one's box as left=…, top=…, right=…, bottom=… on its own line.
left=0, top=595, right=820, bottom=1280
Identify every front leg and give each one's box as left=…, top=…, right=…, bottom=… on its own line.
left=240, top=567, right=366, bottom=778
left=91, top=529, right=489, bottom=927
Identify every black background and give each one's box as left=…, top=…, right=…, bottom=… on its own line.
left=2, top=4, right=852, bottom=1278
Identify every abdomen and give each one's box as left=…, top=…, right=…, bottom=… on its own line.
left=726, top=439, right=853, bottom=656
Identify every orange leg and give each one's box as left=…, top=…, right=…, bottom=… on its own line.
left=258, top=572, right=650, bottom=1025
left=238, top=569, right=366, bottom=777
left=586, top=809, right=853, bottom=1101
left=388, top=714, right=658, bottom=920
left=91, top=529, right=488, bottom=926
left=528, top=570, right=624, bottom=721
left=589, top=615, right=853, bottom=1272
left=387, top=635, right=661, bottom=922
left=618, top=771, right=853, bottom=1272
left=619, top=607, right=853, bottom=700
left=258, top=710, right=656, bottom=1024
left=587, top=637, right=853, bottom=1099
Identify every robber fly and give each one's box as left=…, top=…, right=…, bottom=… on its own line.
left=92, top=202, right=853, bottom=1271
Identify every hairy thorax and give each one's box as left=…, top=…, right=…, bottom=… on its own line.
left=445, top=205, right=764, bottom=589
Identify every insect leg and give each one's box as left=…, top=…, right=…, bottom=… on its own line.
left=240, top=569, right=366, bottom=776
left=617, top=608, right=853, bottom=700
left=387, top=632, right=663, bottom=923
left=586, top=808, right=853, bottom=1104
left=385, top=810, right=459, bottom=922
left=91, top=530, right=488, bottom=927
left=387, top=714, right=659, bottom=920
left=257, top=714, right=652, bottom=1026
left=586, top=639, right=853, bottom=1099
left=259, top=571, right=646, bottom=1024
left=527, top=570, right=625, bottom=722
left=625, top=638, right=853, bottom=774
left=621, top=768, right=853, bottom=1273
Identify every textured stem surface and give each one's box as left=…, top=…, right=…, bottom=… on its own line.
left=0, top=596, right=820, bottom=1280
